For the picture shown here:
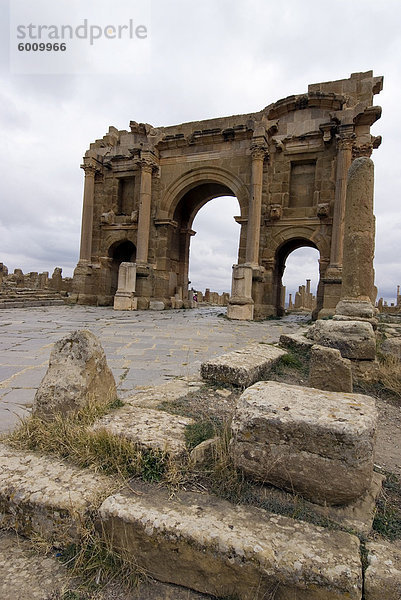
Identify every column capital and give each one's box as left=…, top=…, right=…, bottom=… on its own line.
left=352, top=143, right=374, bottom=159
left=335, top=133, right=355, bottom=152
left=136, top=159, right=159, bottom=175
left=250, top=143, right=269, bottom=161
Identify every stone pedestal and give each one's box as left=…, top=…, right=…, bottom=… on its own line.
left=336, top=157, right=376, bottom=319
left=227, top=264, right=254, bottom=321
left=113, top=262, right=137, bottom=311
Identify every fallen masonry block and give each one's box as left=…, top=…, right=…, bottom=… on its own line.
left=279, top=331, right=314, bottom=353
left=230, top=381, right=377, bottom=505
left=0, top=444, right=113, bottom=545
left=306, top=320, right=376, bottom=360
left=309, top=344, right=353, bottom=393
left=364, top=541, right=401, bottom=600
left=33, top=329, right=116, bottom=420
left=92, top=406, right=193, bottom=457
left=98, top=483, right=362, bottom=600
left=200, top=343, right=287, bottom=387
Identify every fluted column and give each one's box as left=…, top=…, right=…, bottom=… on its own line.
left=326, top=133, right=354, bottom=276
left=136, top=162, right=153, bottom=264
left=245, top=145, right=268, bottom=265
left=79, top=163, right=96, bottom=261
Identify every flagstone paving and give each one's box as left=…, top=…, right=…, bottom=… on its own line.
left=0, top=305, right=308, bottom=433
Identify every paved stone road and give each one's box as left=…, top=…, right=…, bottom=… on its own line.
left=0, top=305, right=306, bottom=433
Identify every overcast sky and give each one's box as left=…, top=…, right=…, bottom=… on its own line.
left=1, top=0, right=400, bottom=302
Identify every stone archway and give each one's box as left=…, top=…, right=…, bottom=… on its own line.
left=72, top=72, right=383, bottom=317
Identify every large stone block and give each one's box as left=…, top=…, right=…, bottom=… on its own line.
left=364, top=541, right=401, bottom=600
left=99, top=484, right=362, bottom=600
left=309, top=345, right=353, bottom=392
left=0, top=444, right=112, bottom=544
left=33, top=330, right=116, bottom=419
left=200, top=343, right=287, bottom=387
left=306, top=319, right=376, bottom=360
left=230, top=381, right=377, bottom=505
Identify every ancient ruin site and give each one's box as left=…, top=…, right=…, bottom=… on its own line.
left=1, top=71, right=401, bottom=600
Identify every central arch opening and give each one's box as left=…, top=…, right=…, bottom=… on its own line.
left=172, top=182, right=242, bottom=302
left=189, top=196, right=240, bottom=294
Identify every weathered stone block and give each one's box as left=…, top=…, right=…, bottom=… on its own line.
left=279, top=331, right=314, bottom=353
left=33, top=330, right=116, bottom=419
left=200, top=343, right=286, bottom=387
left=99, top=484, right=362, bottom=600
left=309, top=344, right=353, bottom=392
left=306, top=319, right=376, bottom=360
left=92, top=407, right=193, bottom=457
left=149, top=300, right=165, bottom=311
left=0, top=444, right=112, bottom=544
left=380, top=337, right=401, bottom=360
left=364, top=541, right=401, bottom=600
left=230, top=381, right=377, bottom=505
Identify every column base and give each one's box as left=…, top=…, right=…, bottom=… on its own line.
left=227, top=298, right=254, bottom=321
left=113, top=293, right=137, bottom=311
left=336, top=298, right=375, bottom=320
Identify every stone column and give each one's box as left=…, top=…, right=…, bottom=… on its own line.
left=79, top=163, right=96, bottom=262
left=227, top=264, right=254, bottom=320
left=114, top=262, right=137, bottom=311
left=336, top=157, right=376, bottom=319
left=136, top=162, right=153, bottom=265
left=326, top=133, right=354, bottom=277
left=245, top=146, right=267, bottom=265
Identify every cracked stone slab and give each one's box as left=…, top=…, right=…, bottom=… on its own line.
left=0, top=443, right=114, bottom=544
left=92, top=406, right=193, bottom=456
left=200, top=343, right=287, bottom=387
left=98, top=482, right=362, bottom=600
left=124, top=377, right=202, bottom=408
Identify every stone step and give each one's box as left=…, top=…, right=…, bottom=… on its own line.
left=0, top=443, right=113, bottom=544
left=99, top=482, right=363, bottom=600
left=92, top=405, right=193, bottom=457
left=200, top=343, right=287, bottom=387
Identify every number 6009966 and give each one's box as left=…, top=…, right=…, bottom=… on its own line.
left=18, top=43, right=67, bottom=51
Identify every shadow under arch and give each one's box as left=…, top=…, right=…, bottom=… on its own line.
left=274, top=237, right=321, bottom=317
left=160, top=165, right=248, bottom=222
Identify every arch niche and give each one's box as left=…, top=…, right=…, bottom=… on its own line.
left=107, top=240, right=136, bottom=297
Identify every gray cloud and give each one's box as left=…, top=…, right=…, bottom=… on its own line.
left=0, top=0, right=399, bottom=302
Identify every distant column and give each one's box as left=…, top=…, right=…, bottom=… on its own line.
left=245, top=145, right=267, bottom=265
left=136, top=162, right=153, bottom=264
left=79, top=163, right=97, bottom=262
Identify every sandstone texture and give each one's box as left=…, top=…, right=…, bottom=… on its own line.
left=92, top=406, right=193, bottom=457
left=309, top=344, right=353, bottom=392
left=0, top=443, right=113, bottom=544
left=306, top=319, right=376, bottom=360
left=364, top=541, right=401, bottom=600
left=380, top=337, right=401, bottom=359
left=33, top=329, right=116, bottom=419
left=200, top=343, right=287, bottom=387
left=230, top=381, right=377, bottom=505
left=279, top=331, right=314, bottom=353
left=99, top=483, right=362, bottom=600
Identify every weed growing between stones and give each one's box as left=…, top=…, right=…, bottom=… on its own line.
left=373, top=470, right=401, bottom=540
left=269, top=347, right=310, bottom=384
left=7, top=398, right=167, bottom=483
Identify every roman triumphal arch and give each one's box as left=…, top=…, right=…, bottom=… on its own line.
left=72, top=71, right=383, bottom=319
